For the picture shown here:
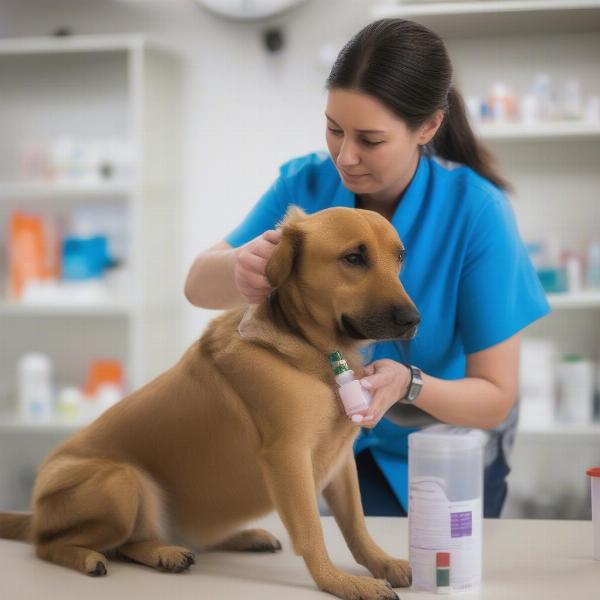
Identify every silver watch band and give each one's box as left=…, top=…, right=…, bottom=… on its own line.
left=400, top=365, right=423, bottom=404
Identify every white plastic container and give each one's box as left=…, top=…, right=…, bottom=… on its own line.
left=17, top=352, right=54, bottom=420
left=408, top=430, right=484, bottom=594
left=557, top=356, right=595, bottom=425
left=519, top=338, right=557, bottom=429
left=587, top=467, right=600, bottom=560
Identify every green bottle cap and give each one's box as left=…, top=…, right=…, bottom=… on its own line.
left=328, top=351, right=350, bottom=376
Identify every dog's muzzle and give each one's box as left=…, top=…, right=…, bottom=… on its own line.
left=341, top=306, right=420, bottom=341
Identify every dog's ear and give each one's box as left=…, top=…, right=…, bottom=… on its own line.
left=265, top=206, right=306, bottom=288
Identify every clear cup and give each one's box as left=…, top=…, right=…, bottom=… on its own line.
left=587, top=467, right=600, bottom=560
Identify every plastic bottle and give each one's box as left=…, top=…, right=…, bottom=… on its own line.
left=17, top=352, right=54, bottom=420
left=530, top=73, right=555, bottom=121
left=328, top=351, right=371, bottom=422
left=587, top=242, right=600, bottom=289
left=557, top=355, right=595, bottom=425
left=408, top=429, right=484, bottom=593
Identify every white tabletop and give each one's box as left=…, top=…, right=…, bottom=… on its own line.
left=1, top=515, right=598, bottom=600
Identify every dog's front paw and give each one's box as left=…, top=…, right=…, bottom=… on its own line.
left=319, top=570, right=399, bottom=600
left=369, top=558, right=412, bottom=588
left=155, top=546, right=196, bottom=573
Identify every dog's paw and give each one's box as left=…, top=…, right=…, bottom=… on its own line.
left=370, top=558, right=412, bottom=588
left=322, top=573, right=399, bottom=600
left=84, top=553, right=108, bottom=577
left=155, top=546, right=196, bottom=573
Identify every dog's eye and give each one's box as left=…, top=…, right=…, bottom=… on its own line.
left=344, top=253, right=365, bottom=266
left=399, top=249, right=406, bottom=263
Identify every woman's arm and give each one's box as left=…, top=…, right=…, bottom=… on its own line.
left=184, top=240, right=243, bottom=310
left=184, top=230, right=282, bottom=310
left=359, top=333, right=520, bottom=430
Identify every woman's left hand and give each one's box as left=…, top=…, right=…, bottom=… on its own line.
left=356, top=359, right=412, bottom=429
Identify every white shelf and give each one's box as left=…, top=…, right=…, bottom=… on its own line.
left=0, top=34, right=159, bottom=56
left=476, top=121, right=600, bottom=142
left=372, top=0, right=600, bottom=36
left=547, top=291, right=600, bottom=309
left=0, top=181, right=133, bottom=201
left=0, top=301, right=133, bottom=317
left=0, top=413, right=93, bottom=433
left=518, top=422, right=600, bottom=437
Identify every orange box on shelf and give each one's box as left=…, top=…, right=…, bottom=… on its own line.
left=8, top=212, right=60, bottom=300
left=84, top=359, right=124, bottom=398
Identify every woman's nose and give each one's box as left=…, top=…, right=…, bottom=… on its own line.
left=337, top=140, right=360, bottom=167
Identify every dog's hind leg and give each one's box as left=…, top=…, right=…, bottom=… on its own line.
left=208, top=528, right=282, bottom=553
left=32, top=456, right=193, bottom=576
left=32, top=457, right=144, bottom=576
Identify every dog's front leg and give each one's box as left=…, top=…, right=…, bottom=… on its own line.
left=259, top=443, right=398, bottom=600
left=322, top=449, right=412, bottom=588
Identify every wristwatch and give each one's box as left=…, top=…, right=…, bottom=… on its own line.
left=400, top=365, right=423, bottom=404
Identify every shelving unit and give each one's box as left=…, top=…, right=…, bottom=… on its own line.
left=372, top=0, right=600, bottom=36
left=0, top=181, right=132, bottom=200
left=0, top=301, right=133, bottom=317
left=518, top=422, right=600, bottom=437
left=0, top=35, right=182, bottom=510
left=547, top=291, right=600, bottom=309
left=476, top=121, right=600, bottom=142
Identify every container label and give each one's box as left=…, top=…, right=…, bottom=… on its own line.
left=409, top=477, right=481, bottom=592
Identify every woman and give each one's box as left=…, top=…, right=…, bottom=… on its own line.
left=184, top=19, right=550, bottom=518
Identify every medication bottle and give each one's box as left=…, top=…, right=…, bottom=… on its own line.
left=17, top=352, right=54, bottom=420
left=328, top=351, right=371, bottom=421
left=408, top=430, right=484, bottom=594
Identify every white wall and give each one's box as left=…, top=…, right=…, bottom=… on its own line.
left=0, top=0, right=378, bottom=348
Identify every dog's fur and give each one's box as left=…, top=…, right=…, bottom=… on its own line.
left=0, top=206, right=420, bottom=600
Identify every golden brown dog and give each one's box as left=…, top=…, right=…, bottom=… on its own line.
left=0, top=206, right=420, bottom=600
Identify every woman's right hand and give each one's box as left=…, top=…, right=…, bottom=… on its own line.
left=234, top=229, right=282, bottom=304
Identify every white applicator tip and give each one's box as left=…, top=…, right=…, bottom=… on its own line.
left=351, top=414, right=364, bottom=423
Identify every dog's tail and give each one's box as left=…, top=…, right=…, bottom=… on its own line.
left=0, top=512, right=32, bottom=542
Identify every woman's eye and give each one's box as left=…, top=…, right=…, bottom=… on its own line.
left=362, top=139, right=383, bottom=147
left=344, top=253, right=364, bottom=266
left=327, top=127, right=343, bottom=136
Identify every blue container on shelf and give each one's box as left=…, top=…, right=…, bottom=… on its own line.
left=62, top=235, right=111, bottom=280
left=537, top=267, right=568, bottom=294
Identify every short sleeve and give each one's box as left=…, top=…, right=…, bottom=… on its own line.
left=224, top=173, right=291, bottom=248
left=457, top=193, right=550, bottom=354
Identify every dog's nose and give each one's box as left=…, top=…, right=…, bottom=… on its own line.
left=393, top=307, right=421, bottom=329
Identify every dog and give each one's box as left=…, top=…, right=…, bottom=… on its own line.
left=0, top=206, right=420, bottom=600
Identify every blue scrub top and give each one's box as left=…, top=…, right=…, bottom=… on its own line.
left=225, top=151, right=550, bottom=509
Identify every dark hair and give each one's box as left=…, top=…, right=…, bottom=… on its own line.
left=326, top=19, right=511, bottom=192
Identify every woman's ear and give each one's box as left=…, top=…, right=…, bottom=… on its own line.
left=418, top=109, right=444, bottom=146
left=265, top=205, right=306, bottom=288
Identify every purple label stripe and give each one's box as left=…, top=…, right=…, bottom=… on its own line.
left=450, top=511, right=472, bottom=538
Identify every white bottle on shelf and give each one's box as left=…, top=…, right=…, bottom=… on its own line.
left=557, top=355, right=595, bottom=425
left=17, top=352, right=54, bottom=420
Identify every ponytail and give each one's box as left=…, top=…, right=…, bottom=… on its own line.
left=433, top=87, right=512, bottom=192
